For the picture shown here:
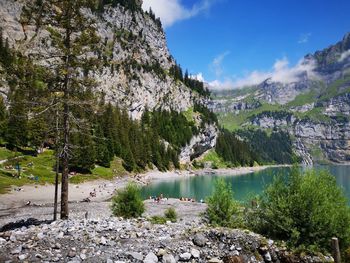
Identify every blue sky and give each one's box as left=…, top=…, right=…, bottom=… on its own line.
left=142, top=0, right=350, bottom=89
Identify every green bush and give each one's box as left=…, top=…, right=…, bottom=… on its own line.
left=150, top=215, right=167, bottom=224
left=164, top=207, right=177, bottom=222
left=111, top=182, right=145, bottom=218
left=248, top=167, right=350, bottom=252
left=149, top=208, right=177, bottom=224
left=206, top=178, right=242, bottom=227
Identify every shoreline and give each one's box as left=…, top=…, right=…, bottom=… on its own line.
left=0, top=165, right=285, bottom=211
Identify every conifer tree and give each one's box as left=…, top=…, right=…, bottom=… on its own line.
left=6, top=91, right=28, bottom=148
left=0, top=97, right=7, bottom=141
left=22, top=0, right=100, bottom=219
left=95, top=121, right=111, bottom=167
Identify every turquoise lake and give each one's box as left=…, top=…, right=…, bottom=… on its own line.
left=141, top=165, right=350, bottom=203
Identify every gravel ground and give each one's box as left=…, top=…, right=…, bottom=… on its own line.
left=0, top=199, right=206, bottom=228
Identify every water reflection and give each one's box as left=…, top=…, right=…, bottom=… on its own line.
left=141, top=165, right=350, bottom=204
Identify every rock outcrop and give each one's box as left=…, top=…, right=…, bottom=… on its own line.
left=0, top=0, right=203, bottom=119
left=180, top=124, right=218, bottom=163
left=248, top=113, right=350, bottom=164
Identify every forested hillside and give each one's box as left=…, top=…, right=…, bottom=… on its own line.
left=0, top=24, right=212, bottom=173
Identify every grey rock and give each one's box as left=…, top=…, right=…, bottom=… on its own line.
left=9, top=234, right=16, bottom=242
left=11, top=245, right=22, bottom=254
left=100, top=236, right=107, bottom=245
left=68, top=250, right=77, bottom=258
left=18, top=254, right=27, bottom=260
left=128, top=252, right=144, bottom=261
left=144, top=252, right=158, bottom=263
left=37, top=232, right=45, bottom=240
left=163, top=254, right=176, bottom=263
left=190, top=248, right=200, bottom=258
left=208, top=258, right=222, bottom=263
left=264, top=252, right=272, bottom=262
left=179, top=252, right=191, bottom=261
left=35, top=253, right=43, bottom=259
left=192, top=233, right=207, bottom=247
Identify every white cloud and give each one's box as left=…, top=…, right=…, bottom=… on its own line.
left=209, top=79, right=235, bottom=90
left=210, top=51, right=230, bottom=78
left=190, top=72, right=205, bottom=82
left=298, top=33, right=311, bottom=44
left=142, top=0, right=215, bottom=28
left=208, top=56, right=318, bottom=90
left=338, top=50, right=350, bottom=62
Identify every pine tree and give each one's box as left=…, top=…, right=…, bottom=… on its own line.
left=6, top=91, right=28, bottom=149
left=95, top=121, right=111, bottom=167
left=22, top=0, right=100, bottom=219
left=122, top=145, right=136, bottom=172
left=0, top=97, right=7, bottom=141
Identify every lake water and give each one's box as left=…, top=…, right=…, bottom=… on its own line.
left=141, top=165, right=350, bottom=204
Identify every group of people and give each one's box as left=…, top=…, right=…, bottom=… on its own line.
left=148, top=194, right=205, bottom=204
left=89, top=188, right=97, bottom=198
left=149, top=193, right=169, bottom=203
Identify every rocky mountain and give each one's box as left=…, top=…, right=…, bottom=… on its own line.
left=0, top=0, right=205, bottom=118
left=0, top=0, right=218, bottom=163
left=212, top=33, right=350, bottom=164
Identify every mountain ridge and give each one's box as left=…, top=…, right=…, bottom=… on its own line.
left=212, top=32, right=350, bottom=164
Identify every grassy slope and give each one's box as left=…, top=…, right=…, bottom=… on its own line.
left=218, top=103, right=282, bottom=131
left=197, top=149, right=228, bottom=169
left=0, top=148, right=128, bottom=194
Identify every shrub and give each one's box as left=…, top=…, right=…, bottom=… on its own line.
left=164, top=207, right=177, bottom=222
left=149, top=208, right=177, bottom=224
left=248, top=167, right=350, bottom=252
left=111, top=182, right=145, bottom=218
left=150, top=215, right=167, bottom=224
left=206, top=178, right=242, bottom=227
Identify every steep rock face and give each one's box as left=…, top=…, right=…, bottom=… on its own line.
left=0, top=0, right=202, bottom=119
left=232, top=33, right=350, bottom=107
left=180, top=124, right=218, bottom=163
left=248, top=114, right=350, bottom=164
left=255, top=78, right=311, bottom=105
left=0, top=0, right=218, bottom=161
left=322, top=93, right=350, bottom=116
left=208, top=98, right=260, bottom=114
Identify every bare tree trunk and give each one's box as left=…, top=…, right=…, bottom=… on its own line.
left=60, top=101, right=69, bottom=219
left=332, top=237, right=341, bottom=263
left=60, top=4, right=71, bottom=220
left=53, top=107, right=59, bottom=221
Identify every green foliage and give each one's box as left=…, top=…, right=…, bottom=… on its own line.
left=164, top=207, right=177, bottom=222
left=169, top=63, right=210, bottom=97
left=248, top=167, right=350, bottom=252
left=237, top=129, right=297, bottom=164
left=111, top=182, right=145, bottom=218
left=150, top=215, right=167, bottom=224
left=194, top=103, right=218, bottom=125
left=216, top=129, right=255, bottom=167
left=199, top=149, right=228, bottom=169
left=206, top=178, right=242, bottom=227
left=96, top=0, right=142, bottom=13
left=149, top=207, right=177, bottom=224
left=217, top=103, right=282, bottom=131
